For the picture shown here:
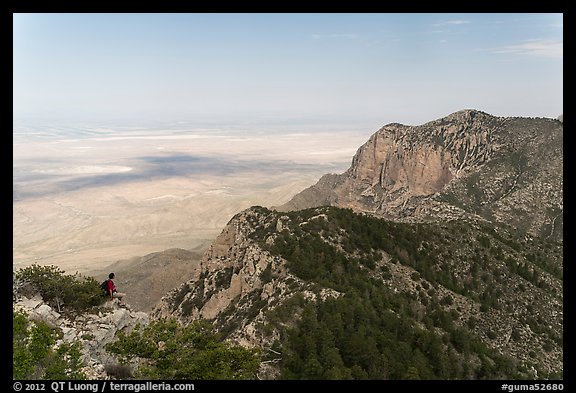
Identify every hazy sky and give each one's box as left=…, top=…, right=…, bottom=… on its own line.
left=13, top=13, right=563, bottom=127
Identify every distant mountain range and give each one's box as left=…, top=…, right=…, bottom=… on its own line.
left=141, top=110, right=564, bottom=379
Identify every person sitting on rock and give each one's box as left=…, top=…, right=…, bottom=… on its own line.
left=106, top=273, right=126, bottom=301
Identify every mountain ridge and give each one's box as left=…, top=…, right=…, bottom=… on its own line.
left=153, top=204, right=562, bottom=379
left=276, top=109, right=563, bottom=242
left=151, top=109, right=563, bottom=379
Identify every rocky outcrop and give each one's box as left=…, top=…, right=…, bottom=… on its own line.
left=277, top=110, right=563, bottom=241
left=152, top=207, right=341, bottom=378
left=13, top=295, right=149, bottom=379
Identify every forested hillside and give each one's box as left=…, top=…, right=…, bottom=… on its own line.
left=256, top=207, right=562, bottom=379
left=157, top=205, right=562, bottom=379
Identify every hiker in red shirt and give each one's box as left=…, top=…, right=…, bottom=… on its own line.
left=106, top=272, right=126, bottom=300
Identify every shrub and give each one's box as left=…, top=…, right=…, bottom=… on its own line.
left=260, top=264, right=273, bottom=284
left=440, top=294, right=454, bottom=306
left=14, top=264, right=106, bottom=313
left=106, top=318, right=261, bottom=379
left=105, top=363, right=133, bottom=379
left=13, top=310, right=86, bottom=379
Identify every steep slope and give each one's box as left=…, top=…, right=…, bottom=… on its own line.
left=153, top=206, right=562, bottom=379
left=152, top=207, right=335, bottom=352
left=152, top=110, right=562, bottom=380
left=277, top=110, right=563, bottom=241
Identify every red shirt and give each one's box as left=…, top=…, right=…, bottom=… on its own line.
left=106, top=279, right=116, bottom=295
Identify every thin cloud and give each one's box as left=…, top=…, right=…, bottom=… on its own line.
left=312, top=33, right=359, bottom=40
left=431, top=20, right=471, bottom=27
left=494, top=39, right=563, bottom=59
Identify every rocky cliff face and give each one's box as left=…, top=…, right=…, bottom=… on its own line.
left=151, top=207, right=344, bottom=378
left=277, top=110, right=563, bottom=241
left=151, top=208, right=292, bottom=329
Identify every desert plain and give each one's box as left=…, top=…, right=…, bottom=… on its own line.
left=13, top=121, right=372, bottom=306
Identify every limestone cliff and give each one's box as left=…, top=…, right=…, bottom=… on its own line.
left=277, top=110, right=563, bottom=241
left=151, top=207, right=340, bottom=378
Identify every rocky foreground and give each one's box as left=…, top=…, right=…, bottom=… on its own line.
left=13, top=294, right=149, bottom=379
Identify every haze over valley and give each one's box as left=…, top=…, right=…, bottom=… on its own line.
left=13, top=121, right=371, bottom=275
